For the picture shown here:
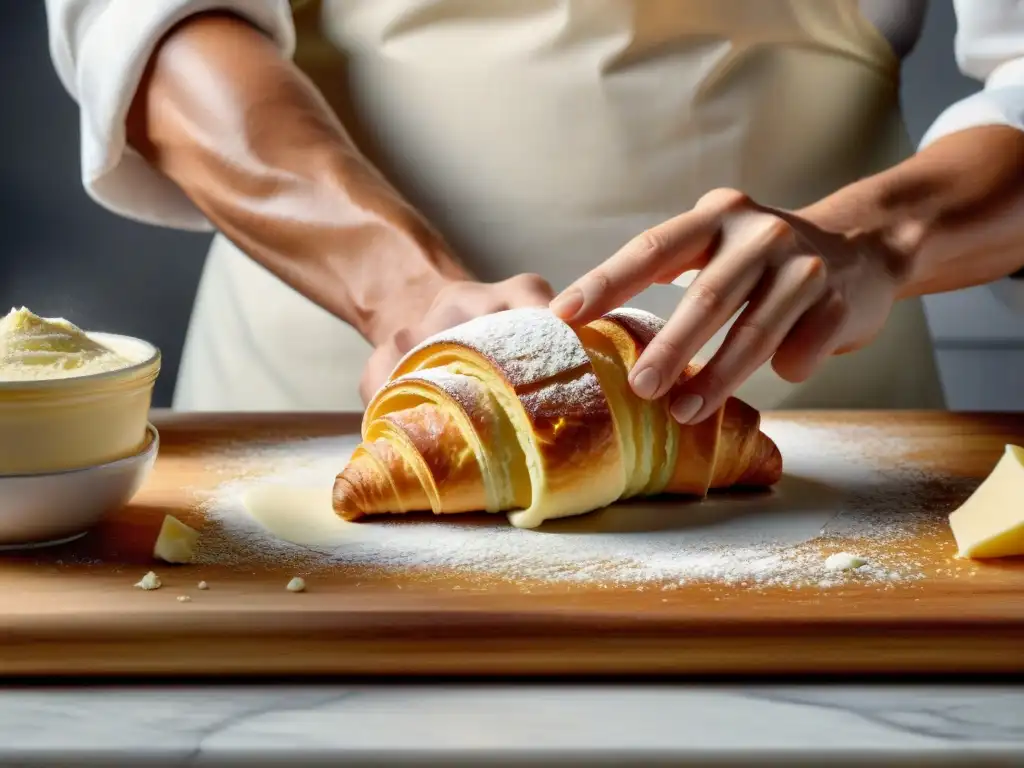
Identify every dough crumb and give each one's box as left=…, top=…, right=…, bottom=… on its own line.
left=134, top=571, right=162, bottom=590
left=824, top=552, right=868, bottom=572
left=197, top=581, right=209, bottom=590
left=286, top=577, right=306, bottom=593
left=176, top=595, right=191, bottom=603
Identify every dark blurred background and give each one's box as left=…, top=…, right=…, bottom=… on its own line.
left=1, top=2, right=1021, bottom=409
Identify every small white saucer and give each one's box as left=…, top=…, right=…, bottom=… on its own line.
left=0, top=424, right=159, bottom=550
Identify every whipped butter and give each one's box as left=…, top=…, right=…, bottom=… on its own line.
left=0, top=307, right=134, bottom=382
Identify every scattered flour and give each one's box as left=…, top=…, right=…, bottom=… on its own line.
left=191, top=419, right=968, bottom=590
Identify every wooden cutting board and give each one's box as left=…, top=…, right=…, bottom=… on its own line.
left=1, top=410, right=1023, bottom=678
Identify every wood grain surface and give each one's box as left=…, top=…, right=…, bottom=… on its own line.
left=1, top=410, right=1022, bottom=679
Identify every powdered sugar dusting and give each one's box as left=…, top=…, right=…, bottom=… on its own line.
left=406, top=308, right=590, bottom=389
left=519, top=370, right=607, bottom=421
left=605, top=307, right=665, bottom=345
left=192, top=419, right=969, bottom=590
left=390, top=367, right=488, bottom=417
left=395, top=307, right=609, bottom=425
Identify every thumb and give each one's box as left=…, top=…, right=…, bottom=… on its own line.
left=360, top=339, right=402, bottom=405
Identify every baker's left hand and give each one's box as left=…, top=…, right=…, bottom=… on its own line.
left=549, top=188, right=906, bottom=424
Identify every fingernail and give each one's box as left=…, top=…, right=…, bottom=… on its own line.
left=550, top=288, right=584, bottom=320
left=670, top=393, right=704, bottom=424
left=631, top=367, right=661, bottom=399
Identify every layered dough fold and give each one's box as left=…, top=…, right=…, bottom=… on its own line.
left=334, top=307, right=782, bottom=529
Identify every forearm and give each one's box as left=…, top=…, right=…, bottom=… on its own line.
left=800, top=125, right=1024, bottom=298
left=127, top=12, right=468, bottom=343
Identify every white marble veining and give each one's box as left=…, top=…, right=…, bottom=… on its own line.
left=0, top=685, right=1021, bottom=765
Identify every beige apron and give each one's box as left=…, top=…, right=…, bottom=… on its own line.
left=174, top=0, right=944, bottom=412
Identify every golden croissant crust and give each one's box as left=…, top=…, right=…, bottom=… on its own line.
left=334, top=307, right=782, bottom=529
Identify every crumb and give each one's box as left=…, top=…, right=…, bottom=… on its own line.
left=134, top=571, right=161, bottom=591
left=824, top=552, right=868, bottom=572
left=176, top=595, right=191, bottom=603
left=197, top=581, right=209, bottom=590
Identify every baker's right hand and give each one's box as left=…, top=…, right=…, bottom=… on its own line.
left=359, top=274, right=555, bottom=404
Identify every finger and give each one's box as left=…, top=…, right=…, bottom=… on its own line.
left=402, top=303, right=473, bottom=350
left=627, top=248, right=767, bottom=401
left=549, top=208, right=721, bottom=325
left=668, top=255, right=828, bottom=424
left=510, top=290, right=555, bottom=308
left=771, top=288, right=848, bottom=382
left=392, top=327, right=417, bottom=355
left=360, top=342, right=402, bottom=404
left=627, top=213, right=805, bottom=401
left=505, top=273, right=556, bottom=304
left=512, top=290, right=556, bottom=308
left=359, top=369, right=386, bottom=405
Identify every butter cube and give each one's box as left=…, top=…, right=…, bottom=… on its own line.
left=153, top=514, right=200, bottom=564
left=949, top=444, right=1024, bottom=559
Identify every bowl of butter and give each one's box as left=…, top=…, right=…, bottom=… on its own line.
left=0, top=424, right=159, bottom=549
left=0, top=306, right=160, bottom=475
left=0, top=307, right=161, bottom=547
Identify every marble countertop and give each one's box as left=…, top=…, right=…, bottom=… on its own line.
left=1, top=684, right=1022, bottom=766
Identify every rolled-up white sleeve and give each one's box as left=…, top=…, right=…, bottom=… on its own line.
left=919, top=1, right=1024, bottom=310
left=920, top=0, right=1024, bottom=148
left=45, top=0, right=296, bottom=231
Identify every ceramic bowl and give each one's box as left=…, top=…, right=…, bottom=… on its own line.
left=0, top=423, right=159, bottom=549
left=0, top=333, right=160, bottom=475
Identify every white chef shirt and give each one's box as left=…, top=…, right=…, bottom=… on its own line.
left=45, top=0, right=1024, bottom=298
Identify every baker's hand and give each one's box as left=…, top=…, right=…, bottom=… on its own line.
left=359, top=273, right=556, bottom=404
left=549, top=188, right=906, bottom=424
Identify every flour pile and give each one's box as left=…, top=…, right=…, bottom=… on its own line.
left=192, top=420, right=970, bottom=589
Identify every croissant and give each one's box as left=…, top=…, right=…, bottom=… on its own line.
left=333, top=307, right=782, bottom=529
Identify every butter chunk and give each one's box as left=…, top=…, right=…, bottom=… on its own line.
left=153, top=514, right=200, bottom=564
left=949, top=444, right=1024, bottom=559
left=134, top=571, right=162, bottom=590
left=824, top=552, right=868, bottom=572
